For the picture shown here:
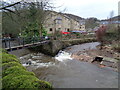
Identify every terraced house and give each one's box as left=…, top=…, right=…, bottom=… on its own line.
left=44, top=11, right=86, bottom=34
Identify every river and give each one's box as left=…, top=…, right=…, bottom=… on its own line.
left=19, top=42, right=118, bottom=88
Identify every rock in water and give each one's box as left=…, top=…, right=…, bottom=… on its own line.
left=91, top=56, right=103, bottom=63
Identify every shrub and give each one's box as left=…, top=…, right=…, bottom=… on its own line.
left=2, top=66, right=34, bottom=77
left=2, top=53, right=19, bottom=63
left=2, top=51, right=52, bottom=89
left=2, top=75, right=52, bottom=89
left=2, top=62, right=25, bottom=71
left=19, top=79, right=52, bottom=89
left=0, top=48, right=8, bottom=53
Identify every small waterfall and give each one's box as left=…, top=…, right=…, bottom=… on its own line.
left=55, top=50, right=72, bottom=62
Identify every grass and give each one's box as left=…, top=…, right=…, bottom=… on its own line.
left=1, top=49, right=52, bottom=89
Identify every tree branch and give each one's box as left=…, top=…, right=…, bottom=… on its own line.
left=0, top=1, right=21, bottom=10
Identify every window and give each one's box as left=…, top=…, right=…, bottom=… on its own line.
left=56, top=20, right=62, bottom=24
left=67, top=29, right=70, bottom=31
left=50, top=28, right=52, bottom=31
left=58, top=28, right=61, bottom=31
left=56, top=17, right=62, bottom=20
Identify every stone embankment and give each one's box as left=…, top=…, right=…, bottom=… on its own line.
left=28, top=38, right=97, bottom=56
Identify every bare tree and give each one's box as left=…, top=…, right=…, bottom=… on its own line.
left=1, top=0, right=54, bottom=37
left=96, top=25, right=107, bottom=49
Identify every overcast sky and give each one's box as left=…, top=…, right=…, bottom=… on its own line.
left=3, top=0, right=119, bottom=20
left=52, top=0, right=119, bottom=20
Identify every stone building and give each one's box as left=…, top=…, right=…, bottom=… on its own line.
left=44, top=11, right=86, bottom=34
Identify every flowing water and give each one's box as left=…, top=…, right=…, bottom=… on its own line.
left=19, top=42, right=118, bottom=88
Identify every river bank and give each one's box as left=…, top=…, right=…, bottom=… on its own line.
left=18, top=42, right=118, bottom=88
left=68, top=43, right=119, bottom=72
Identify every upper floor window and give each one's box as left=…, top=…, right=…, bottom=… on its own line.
left=56, top=17, right=62, bottom=20
left=57, top=20, right=62, bottom=24
left=55, top=19, right=62, bottom=24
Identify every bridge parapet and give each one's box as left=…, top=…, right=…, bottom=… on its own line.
left=2, top=37, right=50, bottom=51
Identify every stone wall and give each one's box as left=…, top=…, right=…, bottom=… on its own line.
left=28, top=38, right=97, bottom=56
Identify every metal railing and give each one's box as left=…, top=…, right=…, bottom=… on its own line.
left=2, top=36, right=50, bottom=50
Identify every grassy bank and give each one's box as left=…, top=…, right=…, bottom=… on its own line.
left=0, top=49, right=52, bottom=89
left=62, top=38, right=97, bottom=47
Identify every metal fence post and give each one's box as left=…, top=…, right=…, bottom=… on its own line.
left=23, top=38, right=24, bottom=47
left=33, top=37, right=34, bottom=45
left=18, top=37, right=20, bottom=45
left=8, top=37, right=11, bottom=50
left=4, top=38, right=7, bottom=48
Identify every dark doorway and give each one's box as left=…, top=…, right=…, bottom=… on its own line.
left=67, top=29, right=70, bottom=32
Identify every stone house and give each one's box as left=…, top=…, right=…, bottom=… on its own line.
left=44, top=11, right=86, bottom=34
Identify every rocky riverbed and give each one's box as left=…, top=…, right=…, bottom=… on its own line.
left=66, top=43, right=119, bottom=72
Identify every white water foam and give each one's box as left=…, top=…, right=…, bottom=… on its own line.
left=22, top=64, right=29, bottom=66
left=21, top=51, right=73, bottom=68
left=55, top=51, right=72, bottom=62
left=36, top=62, right=55, bottom=68
left=22, top=59, right=55, bottom=68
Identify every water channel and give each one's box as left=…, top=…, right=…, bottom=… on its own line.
left=18, top=42, right=118, bottom=88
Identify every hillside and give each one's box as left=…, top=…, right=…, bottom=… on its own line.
left=110, top=15, right=120, bottom=21
left=101, top=15, right=120, bottom=21
left=63, top=13, right=85, bottom=22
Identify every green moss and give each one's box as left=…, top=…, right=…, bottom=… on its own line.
left=2, top=75, right=52, bottom=89
left=0, top=48, right=8, bottom=53
left=2, top=53, right=19, bottom=63
left=2, top=66, right=35, bottom=77
left=2, top=61, right=24, bottom=71
left=18, top=79, right=52, bottom=89
left=1, top=49, right=52, bottom=89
